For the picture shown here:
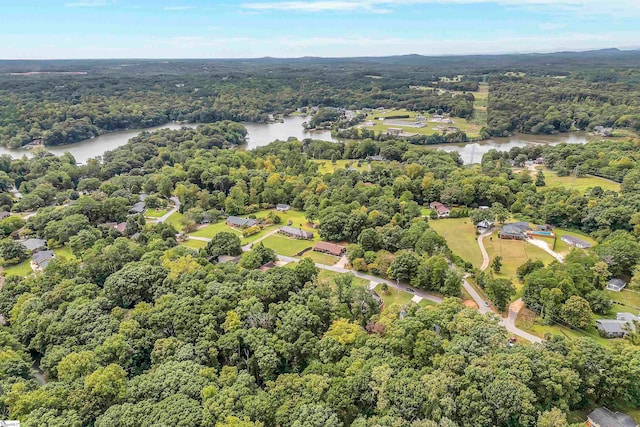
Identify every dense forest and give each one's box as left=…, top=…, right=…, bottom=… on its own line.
left=3, top=49, right=640, bottom=147
left=0, top=115, right=640, bottom=425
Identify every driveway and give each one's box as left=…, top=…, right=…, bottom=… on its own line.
left=157, top=197, right=181, bottom=223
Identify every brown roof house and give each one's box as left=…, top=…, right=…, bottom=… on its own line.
left=429, top=202, right=450, bottom=218
left=314, top=242, right=346, bottom=257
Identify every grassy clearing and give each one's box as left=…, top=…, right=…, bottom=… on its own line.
left=260, top=234, right=314, bottom=257
left=165, top=212, right=185, bottom=232
left=2, top=260, right=32, bottom=277
left=541, top=169, right=620, bottom=193
left=362, top=108, right=482, bottom=138
left=53, top=247, right=75, bottom=260
left=145, top=209, right=168, bottom=218
left=551, top=228, right=598, bottom=255
left=419, top=299, right=437, bottom=308
left=299, top=251, right=339, bottom=265
left=180, top=239, right=207, bottom=250
left=428, top=218, right=484, bottom=267
left=516, top=307, right=612, bottom=347
left=375, top=283, right=413, bottom=308
left=316, top=269, right=369, bottom=288
left=313, top=159, right=369, bottom=174
left=607, top=289, right=640, bottom=314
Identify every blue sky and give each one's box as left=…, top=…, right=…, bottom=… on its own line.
left=2, top=0, right=640, bottom=58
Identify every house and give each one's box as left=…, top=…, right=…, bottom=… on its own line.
left=20, top=238, right=47, bottom=252
left=560, top=235, right=592, bottom=249
left=279, top=226, right=313, bottom=240
left=226, top=216, right=258, bottom=228
left=596, top=312, right=639, bottom=338
left=587, top=407, right=638, bottom=427
left=499, top=222, right=529, bottom=240
left=114, top=222, right=127, bottom=234
left=201, top=213, right=212, bottom=224
left=478, top=205, right=490, bottom=210
left=429, top=202, right=450, bottom=218
left=476, top=220, right=494, bottom=232
left=537, top=224, right=553, bottom=231
left=128, top=201, right=146, bottom=215
left=276, top=204, right=291, bottom=212
left=0, top=211, right=11, bottom=220
left=31, top=250, right=54, bottom=271
left=314, top=241, right=346, bottom=257
left=607, top=278, right=627, bottom=292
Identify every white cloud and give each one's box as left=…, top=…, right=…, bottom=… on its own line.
left=240, top=0, right=640, bottom=16
left=65, top=0, right=109, bottom=7
left=539, top=22, right=566, bottom=31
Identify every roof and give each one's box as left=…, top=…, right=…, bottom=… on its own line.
left=276, top=204, right=290, bottom=210
left=429, top=202, right=450, bottom=213
left=477, top=220, right=493, bottom=229
left=314, top=241, right=346, bottom=256
left=32, top=250, right=54, bottom=266
left=226, top=216, right=257, bottom=228
left=596, top=320, right=628, bottom=335
left=588, top=407, right=638, bottom=427
left=217, top=255, right=242, bottom=264
left=500, top=223, right=529, bottom=236
left=114, top=222, right=127, bottom=233
left=279, top=226, right=313, bottom=239
left=607, top=278, right=627, bottom=291
left=560, top=234, right=592, bottom=248
left=129, top=201, right=146, bottom=214
left=21, top=238, right=47, bottom=251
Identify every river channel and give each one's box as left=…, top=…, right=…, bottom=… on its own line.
left=0, top=116, right=593, bottom=165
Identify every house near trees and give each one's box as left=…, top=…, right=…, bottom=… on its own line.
left=587, top=407, right=638, bottom=427
left=429, top=202, right=450, bottom=218
left=278, top=226, right=313, bottom=240
left=226, top=216, right=258, bottom=228
left=606, top=278, right=627, bottom=292
left=561, top=234, right=592, bottom=249
left=499, top=222, right=529, bottom=240
left=314, top=241, right=346, bottom=256
left=31, top=250, right=54, bottom=271
left=276, top=204, right=291, bottom=212
left=128, top=201, right=146, bottom=215
left=596, top=312, right=639, bottom=338
left=476, top=220, right=493, bottom=232
left=20, top=238, right=47, bottom=252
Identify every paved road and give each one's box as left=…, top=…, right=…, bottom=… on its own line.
left=157, top=196, right=181, bottom=223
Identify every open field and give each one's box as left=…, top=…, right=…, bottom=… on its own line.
left=165, top=212, right=185, bottom=232
left=375, top=283, right=413, bottom=308
left=261, top=234, right=316, bottom=257
left=180, top=239, right=207, bottom=250
left=362, top=108, right=483, bottom=138
left=2, top=260, right=32, bottom=277
left=541, top=169, right=620, bottom=193
left=428, top=218, right=484, bottom=267
left=53, top=247, right=76, bottom=260
left=313, top=159, right=369, bottom=174
left=145, top=209, right=168, bottom=218
left=316, top=269, right=369, bottom=288
left=483, top=230, right=556, bottom=297
left=299, top=250, right=339, bottom=265
left=551, top=228, right=598, bottom=255
left=607, top=289, right=640, bottom=314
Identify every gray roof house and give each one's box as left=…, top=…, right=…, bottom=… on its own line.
left=20, top=238, right=47, bottom=252
left=596, top=312, right=639, bottom=338
left=128, top=201, right=146, bottom=215
left=32, top=250, right=55, bottom=271
left=499, top=222, right=529, bottom=240
left=607, top=278, right=627, bottom=292
left=279, top=226, right=313, bottom=240
left=561, top=234, right=592, bottom=249
left=276, top=204, right=291, bottom=212
left=587, top=407, right=638, bottom=427
left=476, top=220, right=494, bottom=230
left=226, top=216, right=258, bottom=228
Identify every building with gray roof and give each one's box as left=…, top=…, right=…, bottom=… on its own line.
left=587, top=407, right=638, bottom=427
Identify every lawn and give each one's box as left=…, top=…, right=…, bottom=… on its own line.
left=180, top=239, right=207, bottom=250
left=516, top=307, right=612, bottom=347
left=2, top=260, right=32, bottom=277
left=316, top=269, right=369, bottom=288
left=361, top=108, right=482, bottom=138
left=260, top=234, right=315, bottom=257
left=419, top=298, right=437, bottom=308
left=541, top=169, right=620, bottom=193
left=375, top=283, right=413, bottom=308
left=53, top=247, right=76, bottom=260
left=551, top=228, right=598, bottom=255
left=165, top=212, right=185, bottom=232
left=428, top=217, right=484, bottom=267
left=483, top=230, right=556, bottom=298
left=607, top=289, right=640, bottom=314
left=145, top=209, right=169, bottom=218
left=313, top=159, right=369, bottom=175
left=299, top=250, right=339, bottom=265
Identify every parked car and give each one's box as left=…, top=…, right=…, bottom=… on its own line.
left=484, top=301, right=490, bottom=307
left=405, top=287, right=415, bottom=293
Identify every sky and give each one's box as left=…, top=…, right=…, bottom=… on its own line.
left=2, top=0, right=640, bottom=59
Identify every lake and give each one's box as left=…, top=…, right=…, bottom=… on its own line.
left=0, top=116, right=590, bottom=164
